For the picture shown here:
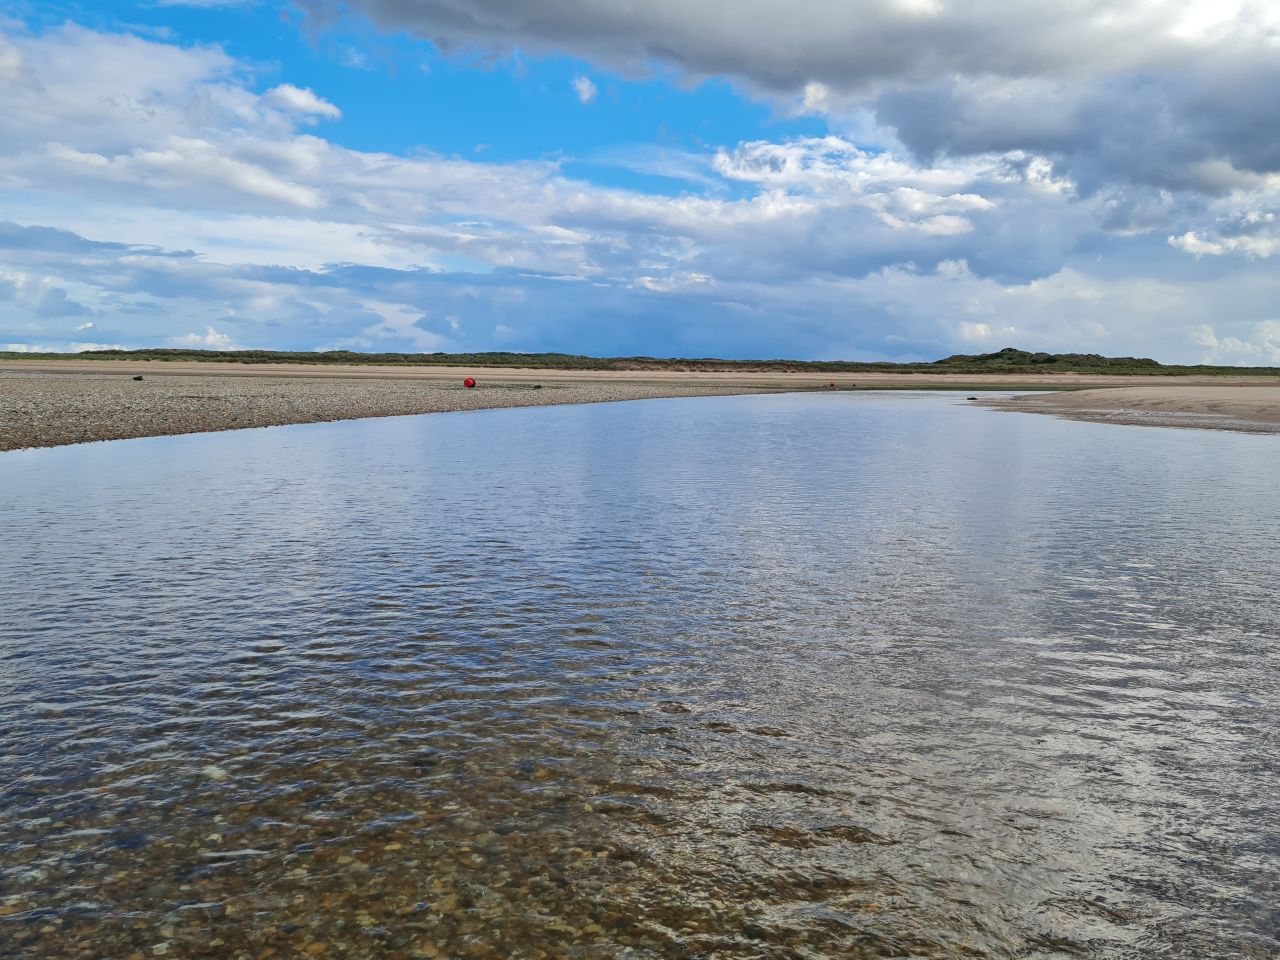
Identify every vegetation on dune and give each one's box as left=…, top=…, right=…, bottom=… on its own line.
left=932, top=347, right=1161, bottom=369
left=2, top=345, right=1277, bottom=376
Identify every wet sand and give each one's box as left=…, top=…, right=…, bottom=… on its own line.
left=986, top=385, right=1280, bottom=435
left=3, top=360, right=1280, bottom=451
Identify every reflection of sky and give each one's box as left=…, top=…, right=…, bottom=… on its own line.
left=2, top=395, right=1279, bottom=952
left=3, top=393, right=1275, bottom=676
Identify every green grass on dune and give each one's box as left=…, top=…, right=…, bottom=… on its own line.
left=3, top=346, right=1277, bottom=377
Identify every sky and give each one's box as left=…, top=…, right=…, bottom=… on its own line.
left=1, top=1, right=1278, bottom=363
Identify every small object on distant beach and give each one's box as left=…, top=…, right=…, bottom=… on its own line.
left=829, top=382, right=836, bottom=388
left=533, top=384, right=542, bottom=390
left=967, top=396, right=978, bottom=400
left=463, top=378, right=476, bottom=388
left=132, top=375, right=144, bottom=381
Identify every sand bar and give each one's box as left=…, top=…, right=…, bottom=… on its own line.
left=4, top=360, right=1280, bottom=451
left=986, top=385, right=1280, bottom=434
left=0, top=367, right=791, bottom=452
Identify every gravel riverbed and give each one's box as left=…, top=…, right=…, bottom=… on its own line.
left=0, top=370, right=785, bottom=452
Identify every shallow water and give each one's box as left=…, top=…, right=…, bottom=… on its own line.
left=2, top=392, right=1278, bottom=959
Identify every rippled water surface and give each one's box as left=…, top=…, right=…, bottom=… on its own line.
left=2, top=393, right=1279, bottom=959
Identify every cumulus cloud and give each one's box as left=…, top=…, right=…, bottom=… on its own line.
left=169, top=326, right=238, bottom=350
left=5, top=341, right=126, bottom=352
left=303, top=0, right=1280, bottom=201
left=572, top=74, right=597, bottom=105
left=1194, top=322, right=1280, bottom=364
left=0, top=260, right=95, bottom=321
left=0, top=26, right=1067, bottom=285
left=3, top=20, right=1280, bottom=363
left=1169, top=209, right=1280, bottom=259
left=262, top=84, right=342, bottom=120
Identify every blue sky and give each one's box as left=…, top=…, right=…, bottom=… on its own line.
left=2, top=1, right=1279, bottom=362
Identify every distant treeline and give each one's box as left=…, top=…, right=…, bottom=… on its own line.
left=5, top=346, right=1277, bottom=376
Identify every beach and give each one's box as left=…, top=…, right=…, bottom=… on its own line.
left=985, top=384, right=1280, bottom=434
left=3, top=359, right=1280, bottom=451
left=0, top=362, right=800, bottom=452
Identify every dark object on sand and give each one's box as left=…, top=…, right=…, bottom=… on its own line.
left=132, top=375, right=144, bottom=381
left=967, top=396, right=977, bottom=400
left=533, top=384, right=542, bottom=390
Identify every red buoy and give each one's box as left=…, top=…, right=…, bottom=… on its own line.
left=463, top=377, right=476, bottom=388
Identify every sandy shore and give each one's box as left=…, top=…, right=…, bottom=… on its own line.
left=4, top=360, right=1280, bottom=451
left=986, top=385, right=1280, bottom=434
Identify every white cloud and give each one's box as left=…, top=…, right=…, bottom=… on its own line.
left=958, top=321, right=992, bottom=342
left=572, top=74, right=597, bottom=105
left=5, top=341, right=126, bottom=352
left=95, top=139, right=327, bottom=209
left=935, top=259, right=971, bottom=280
left=263, top=84, right=342, bottom=120
left=169, top=326, right=238, bottom=350
left=74, top=320, right=94, bottom=331
left=1193, top=322, right=1280, bottom=364
left=637, top=272, right=710, bottom=293
left=1169, top=223, right=1280, bottom=259
left=1170, top=231, right=1227, bottom=256
left=800, top=82, right=830, bottom=114
left=360, top=303, right=446, bottom=350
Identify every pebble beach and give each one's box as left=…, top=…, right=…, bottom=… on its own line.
left=0, top=369, right=784, bottom=452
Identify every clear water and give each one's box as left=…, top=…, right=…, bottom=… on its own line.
left=1, top=393, right=1277, bottom=960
